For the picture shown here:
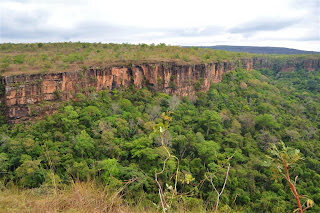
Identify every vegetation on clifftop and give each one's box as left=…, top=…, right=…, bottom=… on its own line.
left=0, top=43, right=251, bottom=76
left=1, top=43, right=319, bottom=76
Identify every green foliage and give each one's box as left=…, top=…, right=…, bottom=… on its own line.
left=265, top=142, right=314, bottom=212
left=74, top=130, right=95, bottom=157
left=0, top=67, right=320, bottom=212
left=265, top=141, right=303, bottom=179
left=37, top=43, right=44, bottom=48
left=169, top=75, right=177, bottom=90
left=54, top=89, right=61, bottom=100
left=0, top=42, right=258, bottom=76
left=198, top=110, right=222, bottom=137
left=99, top=158, right=121, bottom=186
left=63, top=53, right=84, bottom=63
left=67, top=160, right=91, bottom=181
left=255, top=114, right=279, bottom=130
left=194, top=78, right=204, bottom=91
left=0, top=153, right=9, bottom=172
left=13, top=54, right=25, bottom=64
left=15, top=159, right=44, bottom=187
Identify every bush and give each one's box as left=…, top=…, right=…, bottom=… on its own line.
left=13, top=54, right=25, bottom=64
left=63, top=53, right=84, bottom=63
left=202, top=53, right=211, bottom=60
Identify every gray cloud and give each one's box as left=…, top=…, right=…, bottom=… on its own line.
left=0, top=0, right=319, bottom=51
left=171, top=26, right=226, bottom=37
left=229, top=18, right=298, bottom=34
left=0, top=6, right=225, bottom=43
left=296, top=34, right=320, bottom=41
left=0, top=12, right=167, bottom=43
left=292, top=0, right=319, bottom=15
left=1, top=8, right=53, bottom=40
left=290, top=0, right=319, bottom=41
left=1, top=10, right=39, bottom=37
left=0, top=0, right=226, bottom=42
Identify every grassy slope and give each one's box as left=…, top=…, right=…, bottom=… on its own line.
left=0, top=181, right=207, bottom=213
left=0, top=181, right=139, bottom=213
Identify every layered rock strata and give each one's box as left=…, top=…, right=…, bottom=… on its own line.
left=1, top=58, right=319, bottom=123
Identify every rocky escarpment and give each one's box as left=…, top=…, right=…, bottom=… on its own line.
left=1, top=57, right=319, bottom=123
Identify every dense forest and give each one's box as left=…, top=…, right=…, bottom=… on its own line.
left=0, top=64, right=319, bottom=212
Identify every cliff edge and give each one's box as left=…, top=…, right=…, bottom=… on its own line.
left=1, top=57, right=319, bottom=123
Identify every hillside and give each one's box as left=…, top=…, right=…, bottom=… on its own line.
left=192, top=45, right=320, bottom=55
left=0, top=43, right=319, bottom=124
left=1, top=66, right=320, bottom=212
left=0, top=43, right=320, bottom=212
left=1, top=43, right=319, bottom=76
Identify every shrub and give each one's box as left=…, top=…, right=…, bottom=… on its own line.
left=13, top=54, right=25, bottom=64
left=202, top=53, right=211, bottom=60
left=63, top=53, right=84, bottom=63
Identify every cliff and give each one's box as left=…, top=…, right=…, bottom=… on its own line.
left=1, top=57, right=319, bottom=123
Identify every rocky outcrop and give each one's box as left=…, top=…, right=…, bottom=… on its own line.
left=252, top=57, right=320, bottom=72
left=1, top=58, right=319, bottom=123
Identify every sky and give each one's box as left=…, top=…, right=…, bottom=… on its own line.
left=0, top=0, right=319, bottom=51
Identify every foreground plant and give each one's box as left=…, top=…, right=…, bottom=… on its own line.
left=265, top=141, right=314, bottom=212
left=153, top=111, right=180, bottom=212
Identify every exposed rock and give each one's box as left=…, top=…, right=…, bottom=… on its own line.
left=0, top=58, right=319, bottom=123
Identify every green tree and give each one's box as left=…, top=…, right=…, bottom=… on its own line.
left=15, top=159, right=44, bottom=187
left=98, top=158, right=121, bottom=187
left=255, top=114, right=279, bottom=131
left=67, top=160, right=91, bottom=180
left=198, top=110, right=222, bottom=136
left=0, top=153, right=9, bottom=173
left=74, top=130, right=95, bottom=157
left=114, top=118, right=129, bottom=138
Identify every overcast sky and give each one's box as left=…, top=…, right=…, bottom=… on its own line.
left=0, top=0, right=319, bottom=51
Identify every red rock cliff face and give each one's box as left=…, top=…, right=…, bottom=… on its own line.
left=1, top=58, right=319, bottom=123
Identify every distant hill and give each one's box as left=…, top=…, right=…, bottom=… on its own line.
left=188, top=45, right=320, bottom=55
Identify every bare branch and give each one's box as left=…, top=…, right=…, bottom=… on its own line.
left=219, top=164, right=230, bottom=197
left=206, top=163, right=231, bottom=213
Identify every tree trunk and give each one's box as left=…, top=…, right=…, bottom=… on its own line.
left=283, top=160, right=303, bottom=213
